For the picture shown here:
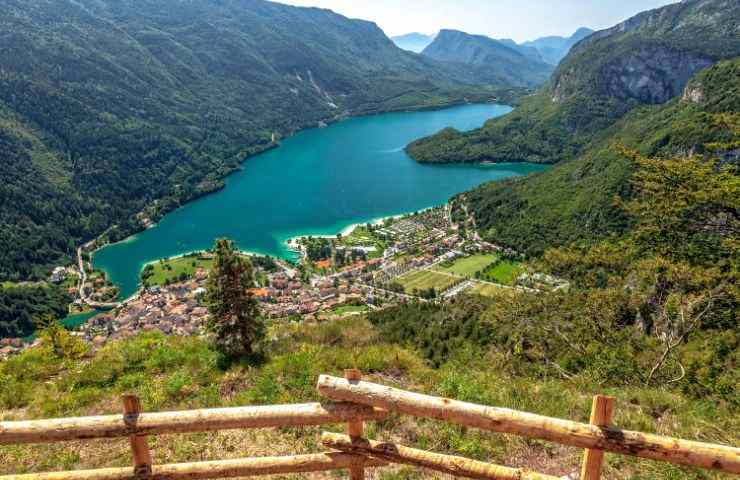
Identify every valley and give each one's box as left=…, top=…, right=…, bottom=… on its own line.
left=91, top=103, right=546, bottom=300
left=1, top=0, right=738, bottom=478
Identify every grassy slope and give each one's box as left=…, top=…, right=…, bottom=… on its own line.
left=1, top=318, right=737, bottom=479
left=461, top=59, right=740, bottom=255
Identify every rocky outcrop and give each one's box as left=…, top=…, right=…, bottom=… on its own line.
left=603, top=47, right=711, bottom=104
left=551, top=0, right=739, bottom=105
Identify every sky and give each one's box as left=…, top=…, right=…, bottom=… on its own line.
left=275, top=0, right=679, bottom=42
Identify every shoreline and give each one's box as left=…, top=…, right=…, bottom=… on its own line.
left=86, top=101, right=513, bottom=299
left=284, top=207, right=438, bottom=257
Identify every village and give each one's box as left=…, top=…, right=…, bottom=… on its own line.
left=1, top=203, right=568, bottom=358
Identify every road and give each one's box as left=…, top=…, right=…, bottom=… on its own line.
left=77, top=244, right=121, bottom=309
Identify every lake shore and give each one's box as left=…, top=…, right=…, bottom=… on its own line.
left=91, top=103, right=543, bottom=299
left=284, top=212, right=409, bottom=257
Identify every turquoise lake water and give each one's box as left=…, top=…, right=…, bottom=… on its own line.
left=94, top=104, right=547, bottom=299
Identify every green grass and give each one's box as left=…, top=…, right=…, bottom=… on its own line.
left=327, top=305, right=369, bottom=317
left=144, top=256, right=214, bottom=287
left=338, top=226, right=390, bottom=258
left=469, top=283, right=505, bottom=297
left=434, top=254, right=498, bottom=277
left=1, top=318, right=736, bottom=479
left=480, top=260, right=522, bottom=285
left=398, top=269, right=460, bottom=294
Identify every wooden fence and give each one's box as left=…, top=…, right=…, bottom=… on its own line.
left=1, top=370, right=738, bottom=480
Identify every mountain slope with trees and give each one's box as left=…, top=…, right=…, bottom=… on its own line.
left=407, top=0, right=740, bottom=165
left=422, top=29, right=554, bottom=87
left=0, top=0, right=506, bottom=281
left=461, top=58, right=739, bottom=255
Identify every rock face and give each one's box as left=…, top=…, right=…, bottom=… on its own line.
left=551, top=0, right=740, bottom=104
left=554, top=46, right=712, bottom=104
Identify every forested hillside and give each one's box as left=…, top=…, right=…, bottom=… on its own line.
left=463, top=59, right=740, bottom=254
left=0, top=0, right=505, bottom=281
left=407, top=0, right=740, bottom=165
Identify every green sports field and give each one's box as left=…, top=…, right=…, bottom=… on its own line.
left=469, top=282, right=505, bottom=297
left=433, top=254, right=497, bottom=277
left=398, top=269, right=460, bottom=294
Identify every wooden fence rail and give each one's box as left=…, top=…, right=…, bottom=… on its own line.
left=0, top=402, right=386, bottom=444
left=1, top=373, right=738, bottom=480
left=2, top=453, right=387, bottom=480
left=322, top=432, right=558, bottom=480
left=317, top=375, right=740, bottom=474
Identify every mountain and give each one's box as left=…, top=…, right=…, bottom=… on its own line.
left=522, top=27, right=594, bottom=65
left=421, top=30, right=554, bottom=87
left=407, top=0, right=740, bottom=165
left=391, top=32, right=436, bottom=53
left=0, top=0, right=508, bottom=281
left=461, top=58, right=739, bottom=255
left=495, top=38, right=546, bottom=64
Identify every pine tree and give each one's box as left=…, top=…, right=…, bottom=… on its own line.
left=205, top=239, right=264, bottom=358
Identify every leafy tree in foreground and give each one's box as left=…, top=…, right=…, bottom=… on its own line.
left=35, top=314, right=88, bottom=360
left=205, top=239, right=263, bottom=359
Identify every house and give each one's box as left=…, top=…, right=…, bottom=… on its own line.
left=50, top=267, right=67, bottom=283
left=319, top=288, right=338, bottom=300
left=249, top=288, right=272, bottom=301
left=315, top=259, right=332, bottom=270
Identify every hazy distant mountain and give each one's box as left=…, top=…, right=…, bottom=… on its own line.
left=391, top=33, right=437, bottom=53
left=495, top=38, right=546, bottom=63
left=422, top=30, right=553, bottom=87
left=522, top=27, right=594, bottom=65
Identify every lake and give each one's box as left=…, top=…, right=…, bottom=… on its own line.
left=94, top=103, right=547, bottom=298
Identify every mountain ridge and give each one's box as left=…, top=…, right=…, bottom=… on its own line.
left=422, top=29, right=554, bottom=88
left=522, top=27, right=594, bottom=65
left=0, top=0, right=511, bottom=281
left=391, top=32, right=436, bottom=53
left=406, top=0, right=740, bottom=166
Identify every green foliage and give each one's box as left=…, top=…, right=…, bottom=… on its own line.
left=0, top=0, right=511, bottom=281
left=368, top=297, right=494, bottom=367
left=304, top=237, right=332, bottom=262
left=35, top=315, right=89, bottom=360
left=205, top=239, right=264, bottom=359
left=0, top=283, right=71, bottom=338
left=460, top=59, right=740, bottom=256
left=408, top=0, right=740, bottom=166
left=622, top=146, right=739, bottom=265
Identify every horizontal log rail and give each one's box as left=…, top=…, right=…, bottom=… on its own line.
left=0, top=452, right=387, bottom=480
left=0, top=402, right=387, bottom=445
left=3, top=374, right=738, bottom=480
left=317, top=375, right=740, bottom=474
left=322, top=432, right=557, bottom=480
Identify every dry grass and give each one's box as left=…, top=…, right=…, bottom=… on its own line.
left=1, top=317, right=737, bottom=479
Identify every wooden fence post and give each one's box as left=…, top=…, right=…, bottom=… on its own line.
left=580, top=395, right=615, bottom=480
left=344, top=369, right=365, bottom=480
left=122, top=395, right=153, bottom=479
